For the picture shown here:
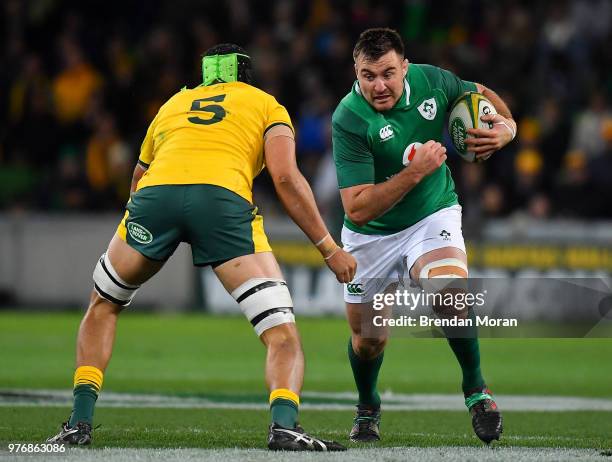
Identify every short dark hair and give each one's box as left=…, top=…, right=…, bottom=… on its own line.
left=202, top=43, right=253, bottom=84
left=353, top=28, right=405, bottom=62
left=203, top=43, right=248, bottom=58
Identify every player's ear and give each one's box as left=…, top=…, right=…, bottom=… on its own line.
left=402, top=59, right=409, bottom=78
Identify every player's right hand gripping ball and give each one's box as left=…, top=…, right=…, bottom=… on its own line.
left=448, top=92, right=496, bottom=162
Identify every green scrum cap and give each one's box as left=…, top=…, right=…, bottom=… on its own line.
left=202, top=52, right=251, bottom=86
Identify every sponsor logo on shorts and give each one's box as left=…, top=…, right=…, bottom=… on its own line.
left=440, top=229, right=451, bottom=241
left=379, top=124, right=394, bottom=141
left=347, top=283, right=365, bottom=295
left=127, top=222, right=153, bottom=244
left=418, top=98, right=437, bottom=120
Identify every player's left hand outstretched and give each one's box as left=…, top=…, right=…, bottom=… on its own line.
left=325, top=248, right=357, bottom=284
left=465, top=114, right=516, bottom=161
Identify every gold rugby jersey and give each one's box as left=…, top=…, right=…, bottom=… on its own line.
left=136, top=81, right=293, bottom=202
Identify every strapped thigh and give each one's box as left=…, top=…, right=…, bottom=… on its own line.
left=92, top=253, right=140, bottom=306
left=231, top=278, right=295, bottom=336
left=418, top=257, right=468, bottom=293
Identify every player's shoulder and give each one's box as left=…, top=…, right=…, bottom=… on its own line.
left=158, top=88, right=188, bottom=110
left=415, top=63, right=443, bottom=76
left=412, top=63, right=447, bottom=89
left=234, top=84, right=291, bottom=118
left=414, top=63, right=459, bottom=89
left=231, top=82, right=278, bottom=103
left=229, top=82, right=284, bottom=108
left=153, top=86, right=201, bottom=117
left=332, top=85, right=373, bottom=135
left=245, top=83, right=278, bottom=100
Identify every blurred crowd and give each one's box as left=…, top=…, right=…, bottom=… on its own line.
left=1, top=0, right=611, bottom=228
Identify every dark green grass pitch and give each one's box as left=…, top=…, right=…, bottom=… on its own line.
left=2, top=407, right=611, bottom=449
left=0, top=312, right=611, bottom=448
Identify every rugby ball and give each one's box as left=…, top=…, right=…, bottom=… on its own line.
left=448, top=92, right=496, bottom=162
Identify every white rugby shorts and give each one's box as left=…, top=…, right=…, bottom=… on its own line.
left=342, top=205, right=466, bottom=303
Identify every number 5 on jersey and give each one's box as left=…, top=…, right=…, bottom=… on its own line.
left=188, top=94, right=226, bottom=125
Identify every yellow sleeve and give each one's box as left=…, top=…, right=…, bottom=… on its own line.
left=138, top=118, right=156, bottom=167
left=264, top=97, right=294, bottom=137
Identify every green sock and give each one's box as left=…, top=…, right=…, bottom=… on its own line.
left=443, top=309, right=485, bottom=394
left=348, top=338, right=383, bottom=408
left=447, top=337, right=485, bottom=393
left=270, top=398, right=298, bottom=428
left=69, top=384, right=99, bottom=426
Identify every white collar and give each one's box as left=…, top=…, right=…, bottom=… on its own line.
left=404, top=78, right=410, bottom=106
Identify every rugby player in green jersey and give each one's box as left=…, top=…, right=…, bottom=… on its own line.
left=332, top=28, right=516, bottom=444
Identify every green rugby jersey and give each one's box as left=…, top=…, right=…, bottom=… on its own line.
left=332, top=64, right=476, bottom=235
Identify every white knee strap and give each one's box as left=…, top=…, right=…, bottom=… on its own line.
left=93, top=253, right=140, bottom=306
left=419, top=258, right=468, bottom=293
left=231, top=278, right=295, bottom=336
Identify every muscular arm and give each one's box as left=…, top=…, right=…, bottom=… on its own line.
left=130, top=163, right=147, bottom=194
left=264, top=125, right=357, bottom=282
left=340, top=169, right=421, bottom=227
left=339, top=140, right=447, bottom=227
left=264, top=126, right=336, bottom=255
left=475, top=83, right=516, bottom=129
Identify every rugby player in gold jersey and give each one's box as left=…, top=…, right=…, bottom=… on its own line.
left=48, top=43, right=355, bottom=451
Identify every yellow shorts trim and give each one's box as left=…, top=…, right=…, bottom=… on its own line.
left=116, top=210, right=129, bottom=241
left=252, top=214, right=272, bottom=253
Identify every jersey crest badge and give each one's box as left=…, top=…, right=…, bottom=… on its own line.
left=417, top=98, right=437, bottom=120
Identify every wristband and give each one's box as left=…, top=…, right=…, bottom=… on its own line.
left=495, top=120, right=516, bottom=141
left=315, top=233, right=330, bottom=247
left=316, top=234, right=338, bottom=258
left=323, top=246, right=341, bottom=260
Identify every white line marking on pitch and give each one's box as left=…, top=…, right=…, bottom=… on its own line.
left=1, top=389, right=612, bottom=411
left=1, top=447, right=609, bottom=462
